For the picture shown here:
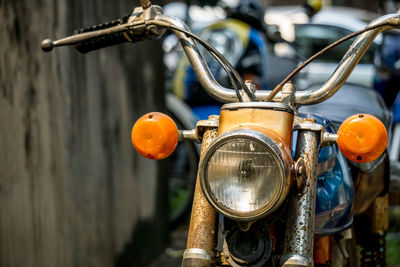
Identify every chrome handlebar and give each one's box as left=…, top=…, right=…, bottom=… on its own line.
left=41, top=5, right=400, bottom=106
left=160, top=13, right=400, bottom=105
left=155, top=15, right=237, bottom=103
left=293, top=14, right=400, bottom=105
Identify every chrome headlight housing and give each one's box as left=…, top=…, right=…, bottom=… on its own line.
left=199, top=129, right=292, bottom=221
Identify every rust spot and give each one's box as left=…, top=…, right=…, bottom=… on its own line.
left=186, top=128, right=218, bottom=251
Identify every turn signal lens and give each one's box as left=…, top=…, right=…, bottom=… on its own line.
left=337, top=114, right=387, bottom=163
left=131, top=112, right=178, bottom=160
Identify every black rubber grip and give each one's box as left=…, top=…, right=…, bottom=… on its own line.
left=73, top=15, right=130, bottom=53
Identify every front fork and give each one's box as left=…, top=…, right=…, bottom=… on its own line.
left=281, top=125, right=321, bottom=267
left=182, top=122, right=321, bottom=267
left=182, top=119, right=322, bottom=267
left=182, top=126, right=219, bottom=267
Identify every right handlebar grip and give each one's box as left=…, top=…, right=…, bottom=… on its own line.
left=73, top=15, right=130, bottom=53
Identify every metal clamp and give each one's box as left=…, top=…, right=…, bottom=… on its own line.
left=196, top=116, right=219, bottom=138
left=183, top=248, right=213, bottom=261
left=281, top=81, right=296, bottom=107
left=293, top=121, right=323, bottom=132
left=179, top=116, right=219, bottom=143
left=281, top=254, right=313, bottom=267
left=182, top=248, right=214, bottom=267
left=294, top=118, right=338, bottom=148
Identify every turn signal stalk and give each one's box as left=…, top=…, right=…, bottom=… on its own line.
left=131, top=112, right=178, bottom=160
left=337, top=114, right=387, bottom=163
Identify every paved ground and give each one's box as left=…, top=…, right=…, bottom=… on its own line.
left=147, top=208, right=400, bottom=266
left=149, top=223, right=189, bottom=267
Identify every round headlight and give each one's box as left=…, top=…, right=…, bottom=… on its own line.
left=199, top=129, right=292, bottom=221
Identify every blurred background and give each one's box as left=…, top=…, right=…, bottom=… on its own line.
left=1, top=0, right=400, bottom=266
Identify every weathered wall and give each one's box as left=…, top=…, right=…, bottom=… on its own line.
left=0, top=0, right=168, bottom=266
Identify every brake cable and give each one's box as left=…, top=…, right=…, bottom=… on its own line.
left=265, top=21, right=392, bottom=102
left=147, top=20, right=256, bottom=102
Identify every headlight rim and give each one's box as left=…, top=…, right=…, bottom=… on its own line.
left=199, top=129, right=290, bottom=221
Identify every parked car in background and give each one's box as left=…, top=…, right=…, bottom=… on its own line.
left=265, top=6, right=382, bottom=89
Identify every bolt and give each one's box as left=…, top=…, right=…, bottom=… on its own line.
left=302, top=117, right=316, bottom=123
left=298, top=166, right=304, bottom=176
left=208, top=115, right=219, bottom=121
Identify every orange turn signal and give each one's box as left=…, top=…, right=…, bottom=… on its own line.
left=131, top=112, right=178, bottom=160
left=337, top=114, right=387, bottom=163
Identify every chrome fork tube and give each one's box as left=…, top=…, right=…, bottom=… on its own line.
left=182, top=127, right=218, bottom=267
left=281, top=127, right=321, bottom=267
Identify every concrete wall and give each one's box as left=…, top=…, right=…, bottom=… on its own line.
left=0, top=0, right=168, bottom=266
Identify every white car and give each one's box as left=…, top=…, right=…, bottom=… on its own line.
left=265, top=6, right=382, bottom=89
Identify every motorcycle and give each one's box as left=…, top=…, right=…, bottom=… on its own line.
left=41, top=0, right=400, bottom=265
left=167, top=0, right=297, bottom=228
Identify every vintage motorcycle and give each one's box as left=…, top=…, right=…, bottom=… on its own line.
left=41, top=0, right=400, bottom=265
left=167, top=1, right=295, bottom=228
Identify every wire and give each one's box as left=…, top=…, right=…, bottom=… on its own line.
left=167, top=25, right=255, bottom=101
left=147, top=20, right=255, bottom=101
left=265, top=21, right=391, bottom=101
left=150, top=24, right=243, bottom=100
left=211, top=50, right=244, bottom=102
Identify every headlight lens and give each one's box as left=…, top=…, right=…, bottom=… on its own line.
left=200, top=129, right=291, bottom=221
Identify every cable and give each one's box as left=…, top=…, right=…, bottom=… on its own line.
left=212, top=50, right=244, bottom=102
left=149, top=20, right=243, bottom=101
left=167, top=24, right=255, bottom=101
left=146, top=20, right=255, bottom=101
left=265, top=21, right=391, bottom=102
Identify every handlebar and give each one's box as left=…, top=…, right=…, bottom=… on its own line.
left=73, top=15, right=132, bottom=53
left=40, top=19, right=146, bottom=53
left=41, top=5, right=164, bottom=53
left=153, top=15, right=239, bottom=103
left=293, top=14, right=400, bottom=105
left=41, top=4, right=400, bottom=106
left=146, top=13, right=400, bottom=105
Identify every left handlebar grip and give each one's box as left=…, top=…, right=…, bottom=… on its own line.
left=73, top=16, right=130, bottom=53
left=41, top=14, right=148, bottom=53
left=73, top=31, right=129, bottom=54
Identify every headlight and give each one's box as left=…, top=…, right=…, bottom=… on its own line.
left=200, top=129, right=292, bottom=221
